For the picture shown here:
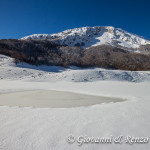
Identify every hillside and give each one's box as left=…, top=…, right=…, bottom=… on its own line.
left=21, top=26, right=150, bottom=52
left=1, top=54, right=150, bottom=82
left=0, top=39, right=150, bottom=71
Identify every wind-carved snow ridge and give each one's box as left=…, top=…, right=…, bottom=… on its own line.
left=21, top=26, right=150, bottom=50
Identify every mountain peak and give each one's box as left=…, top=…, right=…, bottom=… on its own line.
left=21, top=26, right=150, bottom=51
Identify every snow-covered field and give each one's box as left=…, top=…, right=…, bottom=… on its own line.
left=0, top=54, right=150, bottom=150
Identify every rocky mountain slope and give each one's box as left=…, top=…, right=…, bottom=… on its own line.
left=21, top=26, right=150, bottom=52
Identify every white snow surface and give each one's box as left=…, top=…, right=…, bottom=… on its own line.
left=0, top=54, right=150, bottom=150
left=21, top=26, right=150, bottom=50
left=1, top=54, right=150, bottom=82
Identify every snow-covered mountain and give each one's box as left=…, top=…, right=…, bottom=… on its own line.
left=21, top=26, right=150, bottom=50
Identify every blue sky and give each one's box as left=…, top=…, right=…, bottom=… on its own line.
left=0, top=0, right=150, bottom=39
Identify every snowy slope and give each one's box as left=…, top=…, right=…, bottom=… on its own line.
left=21, top=26, right=150, bottom=50
left=1, top=54, right=150, bottom=82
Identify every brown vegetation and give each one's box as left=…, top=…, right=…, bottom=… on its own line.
left=0, top=39, right=150, bottom=71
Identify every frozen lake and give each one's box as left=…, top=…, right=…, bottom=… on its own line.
left=0, top=90, right=125, bottom=108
